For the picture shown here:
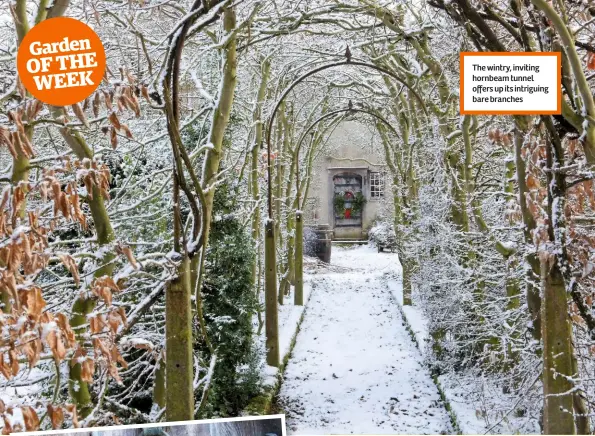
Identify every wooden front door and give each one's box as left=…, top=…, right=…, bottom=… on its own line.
left=332, top=173, right=363, bottom=236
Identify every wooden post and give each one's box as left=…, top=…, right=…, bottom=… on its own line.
left=294, top=211, right=304, bottom=305
left=265, top=220, right=280, bottom=366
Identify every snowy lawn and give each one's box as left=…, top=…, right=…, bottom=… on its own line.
left=277, top=245, right=452, bottom=434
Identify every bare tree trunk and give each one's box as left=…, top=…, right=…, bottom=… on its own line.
left=153, top=355, right=166, bottom=409
left=265, top=221, right=280, bottom=366
left=3, top=0, right=60, bottom=310
left=250, top=57, right=270, bottom=296
left=294, top=211, right=304, bottom=305
left=377, top=122, right=411, bottom=305
left=56, top=122, right=116, bottom=417
left=196, top=6, right=238, bottom=290
left=12, top=0, right=108, bottom=416
left=276, top=105, right=292, bottom=304
left=540, top=254, right=575, bottom=435
left=160, top=4, right=238, bottom=420
left=279, top=144, right=297, bottom=302
left=541, top=116, right=589, bottom=433
left=165, top=257, right=194, bottom=421
left=530, top=0, right=595, bottom=161
left=513, top=119, right=542, bottom=341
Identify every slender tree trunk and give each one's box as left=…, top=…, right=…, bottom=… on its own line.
left=14, top=0, right=104, bottom=412
left=273, top=105, right=287, bottom=249
left=540, top=254, right=575, bottom=435
left=153, top=355, right=166, bottom=409
left=265, top=221, right=280, bottom=366
left=542, top=116, right=589, bottom=433
left=294, top=211, right=304, bottom=305
left=161, top=5, right=238, bottom=421
left=513, top=119, right=542, bottom=341
left=165, top=257, right=193, bottom=421
left=250, top=57, right=270, bottom=294
left=279, top=146, right=297, bottom=302
left=68, top=203, right=115, bottom=418
left=11, top=149, right=30, bottom=190
left=185, top=8, right=238, bottom=363
left=3, top=1, right=47, bottom=311
left=196, top=6, right=238, bottom=287
left=276, top=106, right=293, bottom=304
left=284, top=151, right=297, bottom=288
left=56, top=122, right=116, bottom=417
left=530, top=0, right=595, bottom=161
left=502, top=158, right=521, bottom=312
left=460, top=115, right=486, bottom=321
left=401, top=256, right=413, bottom=306
left=377, top=123, right=412, bottom=305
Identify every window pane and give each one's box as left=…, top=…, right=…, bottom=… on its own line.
left=370, top=172, right=384, bottom=198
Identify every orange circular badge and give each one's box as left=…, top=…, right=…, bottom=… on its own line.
left=17, top=17, right=106, bottom=107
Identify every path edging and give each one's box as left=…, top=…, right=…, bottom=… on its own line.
left=387, top=279, right=462, bottom=434
left=243, top=287, right=314, bottom=416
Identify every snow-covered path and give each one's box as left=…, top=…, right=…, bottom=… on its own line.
left=277, top=245, right=452, bottom=435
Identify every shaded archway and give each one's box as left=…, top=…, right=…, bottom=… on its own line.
left=264, top=70, right=404, bottom=365
left=292, top=103, right=401, bottom=306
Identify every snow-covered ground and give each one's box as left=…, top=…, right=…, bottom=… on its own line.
left=277, top=245, right=453, bottom=434
left=256, top=281, right=314, bottom=390
left=389, top=256, right=541, bottom=435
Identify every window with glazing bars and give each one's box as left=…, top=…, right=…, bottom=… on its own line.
left=370, top=172, right=385, bottom=198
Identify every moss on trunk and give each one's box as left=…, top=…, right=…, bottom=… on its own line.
left=165, top=257, right=194, bottom=421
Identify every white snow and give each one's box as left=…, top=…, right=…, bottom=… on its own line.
left=0, top=367, right=48, bottom=411
left=278, top=245, right=452, bottom=434
left=258, top=282, right=313, bottom=389
left=388, top=251, right=541, bottom=434
left=389, top=279, right=430, bottom=348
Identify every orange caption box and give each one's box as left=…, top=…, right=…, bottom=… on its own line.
left=460, top=51, right=561, bottom=115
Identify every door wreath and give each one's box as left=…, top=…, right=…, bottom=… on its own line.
left=333, top=191, right=366, bottom=218
left=344, top=191, right=354, bottom=218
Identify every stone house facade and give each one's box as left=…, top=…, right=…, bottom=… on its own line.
left=304, top=120, right=390, bottom=240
